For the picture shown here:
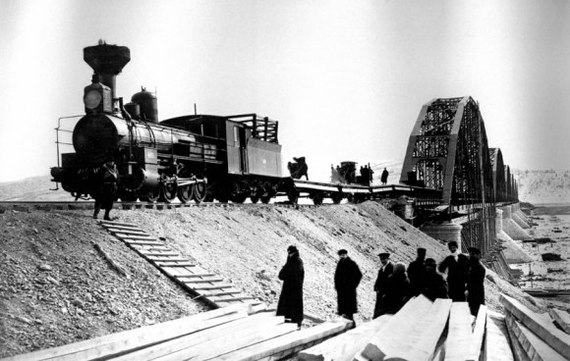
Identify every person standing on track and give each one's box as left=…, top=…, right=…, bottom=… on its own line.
left=93, top=159, right=118, bottom=221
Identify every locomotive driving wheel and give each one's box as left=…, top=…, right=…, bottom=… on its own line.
left=159, top=181, right=177, bottom=203
left=192, top=182, right=207, bottom=203
left=177, top=185, right=192, bottom=203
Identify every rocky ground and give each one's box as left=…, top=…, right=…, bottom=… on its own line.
left=0, top=201, right=545, bottom=358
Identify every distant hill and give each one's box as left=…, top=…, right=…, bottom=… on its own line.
left=513, top=169, right=570, bottom=205
left=0, top=175, right=74, bottom=201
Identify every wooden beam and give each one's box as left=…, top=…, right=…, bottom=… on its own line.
left=99, top=220, right=139, bottom=227
left=111, top=312, right=279, bottom=361
left=384, top=298, right=453, bottom=361
left=484, top=311, right=514, bottom=361
left=150, top=315, right=295, bottom=361
left=467, top=305, right=487, bottom=361
left=505, top=314, right=567, bottom=361
left=181, top=277, right=224, bottom=283
left=298, top=315, right=391, bottom=361
left=549, top=308, right=570, bottom=334
left=176, top=273, right=217, bottom=279
left=139, top=251, right=179, bottom=257
left=200, top=289, right=242, bottom=297
left=3, top=305, right=252, bottom=361
left=187, top=283, right=234, bottom=290
left=444, top=302, right=473, bottom=361
left=219, top=319, right=353, bottom=361
left=360, top=295, right=433, bottom=361
left=124, top=240, right=163, bottom=245
left=500, top=294, right=570, bottom=357
left=505, top=320, right=532, bottom=361
left=155, top=262, right=196, bottom=268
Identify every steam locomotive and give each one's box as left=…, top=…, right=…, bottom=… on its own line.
left=51, top=42, right=293, bottom=203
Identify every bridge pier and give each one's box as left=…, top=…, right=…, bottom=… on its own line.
left=420, top=222, right=463, bottom=252
left=500, top=205, right=531, bottom=241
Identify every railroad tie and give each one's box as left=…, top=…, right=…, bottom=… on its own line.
left=98, top=220, right=260, bottom=308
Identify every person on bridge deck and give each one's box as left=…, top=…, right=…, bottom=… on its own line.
left=373, top=252, right=394, bottom=318
left=376, top=262, right=411, bottom=315
left=438, top=241, right=469, bottom=301
left=277, top=245, right=305, bottom=328
left=334, top=249, right=363, bottom=322
left=466, top=247, right=486, bottom=316
left=381, top=168, right=389, bottom=185
left=93, top=159, right=118, bottom=221
left=407, top=247, right=427, bottom=296
left=421, top=258, right=448, bottom=301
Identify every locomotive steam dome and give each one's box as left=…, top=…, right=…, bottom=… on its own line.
left=72, top=114, right=120, bottom=164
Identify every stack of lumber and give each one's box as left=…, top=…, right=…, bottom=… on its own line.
left=2, top=303, right=352, bottom=361
left=298, top=294, right=517, bottom=361
left=500, top=294, right=570, bottom=361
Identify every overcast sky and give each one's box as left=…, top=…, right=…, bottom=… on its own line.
left=1, top=0, right=569, bottom=183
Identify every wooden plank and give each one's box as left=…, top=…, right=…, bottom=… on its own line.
left=155, top=262, right=196, bottom=268
left=500, top=294, right=570, bottom=357
left=179, top=277, right=224, bottom=283
left=119, top=235, right=158, bottom=241
left=2, top=304, right=253, bottom=361
left=467, top=305, right=487, bottom=361
left=444, top=302, right=473, bottom=361
left=176, top=273, right=218, bottom=279
left=108, top=228, right=150, bottom=235
left=186, top=283, right=234, bottom=290
left=147, top=257, right=190, bottom=262
left=125, top=241, right=164, bottom=247
left=220, top=319, right=354, bottom=361
left=151, top=315, right=294, bottom=361
left=99, top=220, right=140, bottom=227
left=506, top=314, right=567, bottom=361
left=138, top=251, right=179, bottom=257
left=484, top=311, right=514, bottom=361
left=361, top=295, right=433, bottom=361
left=111, top=312, right=279, bottom=361
left=196, top=323, right=299, bottom=361
left=298, top=315, right=391, bottom=361
left=200, top=289, right=242, bottom=297
left=208, top=295, right=255, bottom=303
left=384, top=298, right=453, bottom=361
left=102, top=224, right=143, bottom=231
left=549, top=308, right=570, bottom=334
left=505, top=320, right=533, bottom=361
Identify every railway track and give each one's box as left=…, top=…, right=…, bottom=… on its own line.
left=0, top=199, right=322, bottom=213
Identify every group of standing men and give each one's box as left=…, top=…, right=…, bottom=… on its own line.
left=373, top=241, right=485, bottom=318
left=275, top=241, right=485, bottom=328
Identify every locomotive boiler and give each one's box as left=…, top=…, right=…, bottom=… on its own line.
left=51, top=41, right=291, bottom=203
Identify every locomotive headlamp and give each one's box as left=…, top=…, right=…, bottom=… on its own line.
left=84, top=90, right=102, bottom=109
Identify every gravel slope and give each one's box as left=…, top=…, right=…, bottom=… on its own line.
left=0, top=201, right=543, bottom=358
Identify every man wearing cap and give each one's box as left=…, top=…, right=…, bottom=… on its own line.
left=334, top=249, right=363, bottom=322
left=421, top=258, right=448, bottom=301
left=373, top=252, right=393, bottom=318
left=277, top=245, right=305, bottom=328
left=407, top=247, right=427, bottom=296
left=438, top=241, right=469, bottom=301
left=466, top=247, right=485, bottom=316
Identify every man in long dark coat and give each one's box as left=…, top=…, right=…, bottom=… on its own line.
left=93, top=160, right=118, bottom=221
left=422, top=258, right=448, bottom=301
left=407, top=247, right=427, bottom=296
left=438, top=241, right=469, bottom=301
left=277, top=245, right=305, bottom=327
left=334, top=249, right=363, bottom=321
left=467, top=247, right=486, bottom=316
left=373, top=252, right=394, bottom=318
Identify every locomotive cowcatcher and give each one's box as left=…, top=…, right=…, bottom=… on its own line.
left=51, top=41, right=293, bottom=203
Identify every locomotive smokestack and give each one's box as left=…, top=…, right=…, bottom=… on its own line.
left=83, top=41, right=130, bottom=100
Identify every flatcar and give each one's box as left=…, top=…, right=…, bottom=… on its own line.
left=51, top=41, right=293, bottom=203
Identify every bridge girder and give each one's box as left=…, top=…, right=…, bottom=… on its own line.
left=400, top=96, right=495, bottom=207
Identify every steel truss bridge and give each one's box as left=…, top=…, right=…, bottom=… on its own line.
left=400, top=96, right=520, bottom=256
